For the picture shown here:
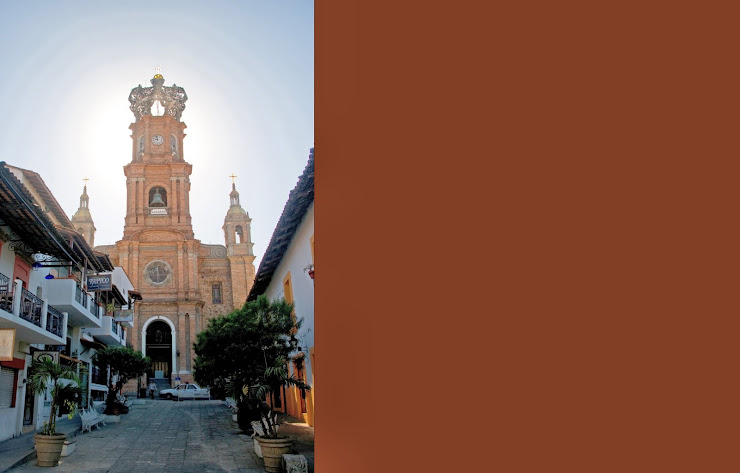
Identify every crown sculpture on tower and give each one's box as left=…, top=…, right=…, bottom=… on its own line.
left=128, top=73, right=188, bottom=121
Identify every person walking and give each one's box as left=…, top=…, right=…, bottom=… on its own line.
left=149, top=380, right=157, bottom=399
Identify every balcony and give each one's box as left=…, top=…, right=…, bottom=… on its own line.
left=0, top=273, right=66, bottom=345
left=45, top=278, right=102, bottom=328
left=87, top=315, right=125, bottom=346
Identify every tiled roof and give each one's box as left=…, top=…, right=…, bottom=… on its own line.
left=0, top=162, right=109, bottom=272
left=247, top=148, right=314, bottom=301
left=6, top=165, right=74, bottom=228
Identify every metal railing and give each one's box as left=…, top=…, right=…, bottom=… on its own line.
left=0, top=272, right=10, bottom=312
left=19, top=287, right=43, bottom=327
left=111, top=317, right=120, bottom=337
left=46, top=305, right=64, bottom=337
left=75, top=283, right=82, bottom=304
left=89, top=299, right=98, bottom=318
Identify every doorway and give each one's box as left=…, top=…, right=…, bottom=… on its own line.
left=146, top=321, right=172, bottom=380
left=23, top=384, right=34, bottom=427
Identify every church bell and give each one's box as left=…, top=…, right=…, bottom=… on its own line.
left=150, top=189, right=165, bottom=207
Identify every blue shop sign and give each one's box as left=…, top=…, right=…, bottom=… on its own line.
left=87, top=274, right=112, bottom=291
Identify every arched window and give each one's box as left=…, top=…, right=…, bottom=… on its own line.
left=138, top=136, right=145, bottom=160
left=170, top=135, right=178, bottom=158
left=235, top=225, right=244, bottom=244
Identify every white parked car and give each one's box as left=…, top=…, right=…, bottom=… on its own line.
left=159, top=383, right=210, bottom=400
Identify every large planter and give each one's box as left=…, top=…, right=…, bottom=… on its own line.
left=255, top=436, right=293, bottom=473
left=34, top=433, right=67, bottom=467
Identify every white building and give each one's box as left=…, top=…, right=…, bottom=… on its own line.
left=247, top=149, right=314, bottom=426
left=0, top=163, right=139, bottom=441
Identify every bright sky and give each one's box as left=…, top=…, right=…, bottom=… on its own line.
left=0, top=1, right=313, bottom=270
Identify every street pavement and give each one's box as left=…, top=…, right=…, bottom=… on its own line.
left=5, top=399, right=314, bottom=473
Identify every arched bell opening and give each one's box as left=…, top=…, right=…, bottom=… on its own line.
left=149, top=187, right=167, bottom=207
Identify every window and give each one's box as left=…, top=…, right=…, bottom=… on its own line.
left=283, top=273, right=294, bottom=305
left=92, top=364, right=105, bottom=385
left=212, top=283, right=222, bottom=304
left=0, top=366, right=17, bottom=408
left=283, top=273, right=296, bottom=327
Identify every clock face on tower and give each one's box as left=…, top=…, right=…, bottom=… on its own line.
left=151, top=135, right=164, bottom=146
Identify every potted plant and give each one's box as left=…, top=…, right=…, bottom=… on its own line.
left=27, top=358, right=83, bottom=467
left=193, top=295, right=309, bottom=471
left=244, top=361, right=311, bottom=473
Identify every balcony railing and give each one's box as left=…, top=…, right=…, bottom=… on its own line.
left=0, top=271, right=65, bottom=341
left=19, top=287, right=43, bottom=326
left=89, top=299, right=99, bottom=318
left=111, top=317, right=121, bottom=337
left=0, top=272, right=10, bottom=311
left=75, top=283, right=82, bottom=304
left=46, top=305, right=64, bottom=337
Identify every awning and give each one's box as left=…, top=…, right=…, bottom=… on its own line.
left=0, top=163, right=79, bottom=262
left=57, top=227, right=113, bottom=273
left=80, top=337, right=105, bottom=349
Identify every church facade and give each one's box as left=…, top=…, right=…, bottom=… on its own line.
left=92, top=74, right=256, bottom=391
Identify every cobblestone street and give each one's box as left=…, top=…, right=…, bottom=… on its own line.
left=8, top=400, right=314, bottom=473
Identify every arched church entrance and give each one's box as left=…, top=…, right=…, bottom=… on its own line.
left=145, top=320, right=173, bottom=381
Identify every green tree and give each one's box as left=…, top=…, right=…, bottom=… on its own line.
left=194, top=295, right=309, bottom=435
left=92, top=346, right=149, bottom=414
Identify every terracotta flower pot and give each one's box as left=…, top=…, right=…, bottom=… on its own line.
left=255, top=436, right=293, bottom=472
left=34, top=433, right=67, bottom=467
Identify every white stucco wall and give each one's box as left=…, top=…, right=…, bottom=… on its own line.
left=264, top=203, right=314, bottom=385
left=111, top=267, right=134, bottom=305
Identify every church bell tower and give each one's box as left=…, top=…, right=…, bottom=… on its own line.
left=96, top=73, right=257, bottom=388
left=71, top=181, right=96, bottom=247
left=223, top=178, right=256, bottom=304
left=123, top=73, right=194, bottom=239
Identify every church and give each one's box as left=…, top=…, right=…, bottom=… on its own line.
left=79, top=73, right=256, bottom=391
